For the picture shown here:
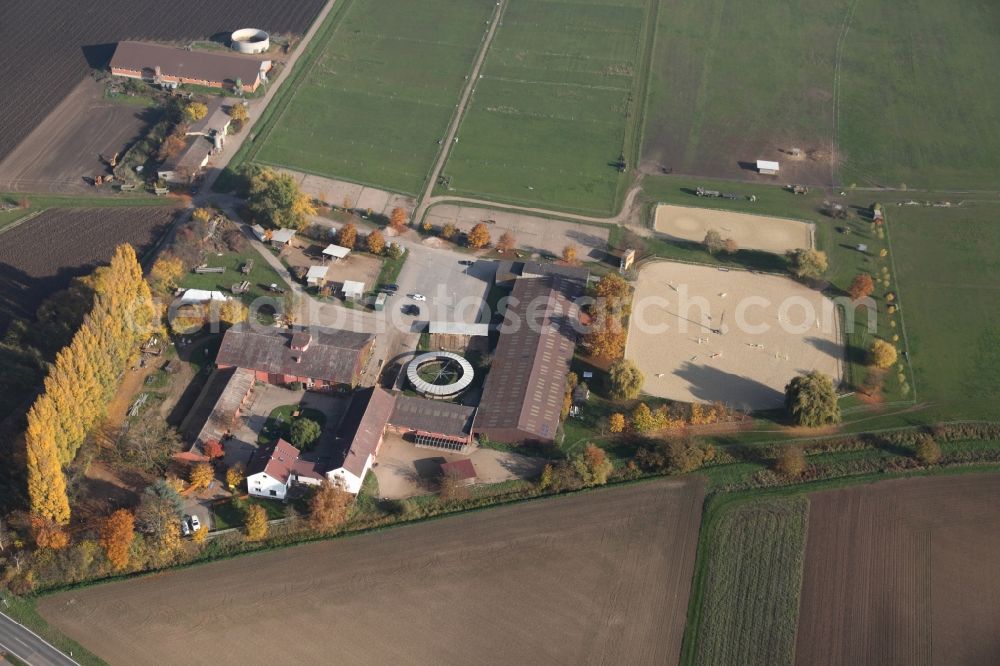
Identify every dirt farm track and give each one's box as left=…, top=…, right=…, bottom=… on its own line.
left=39, top=479, right=705, bottom=666
left=797, top=473, right=1000, bottom=666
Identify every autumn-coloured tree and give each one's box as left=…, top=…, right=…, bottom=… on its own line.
left=440, top=223, right=457, bottom=240
left=594, top=273, right=630, bottom=306
left=25, top=399, right=71, bottom=524
left=389, top=207, right=408, bottom=231
left=367, top=229, right=386, bottom=255
left=308, top=482, right=354, bottom=532
left=202, top=439, right=224, bottom=460
left=189, top=462, right=214, bottom=490
left=149, top=254, right=185, bottom=294
left=226, top=462, right=246, bottom=489
left=562, top=244, right=579, bottom=265
left=913, top=435, right=941, bottom=465
left=774, top=446, right=806, bottom=477
left=848, top=273, right=875, bottom=300
left=703, top=229, right=725, bottom=254
left=219, top=299, right=249, bottom=327
left=466, top=222, right=491, bottom=249
left=870, top=338, right=897, bottom=369
left=30, top=515, right=70, bottom=550
left=100, top=509, right=135, bottom=571
left=335, top=223, right=357, bottom=249
left=183, top=101, right=208, bottom=123
left=537, top=464, right=554, bottom=490
left=496, top=231, right=516, bottom=253
left=136, top=481, right=183, bottom=566
left=608, top=359, right=644, bottom=401
left=631, top=403, right=656, bottom=432
left=246, top=167, right=316, bottom=230
left=584, top=314, right=626, bottom=359
left=229, top=102, right=249, bottom=123
left=723, top=238, right=739, bottom=254
left=608, top=413, right=626, bottom=433
left=158, top=132, right=186, bottom=161
left=787, top=248, right=829, bottom=280
left=572, top=444, right=613, bottom=486
left=244, top=504, right=268, bottom=541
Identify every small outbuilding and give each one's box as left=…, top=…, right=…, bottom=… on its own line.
left=269, top=228, right=296, bottom=247
left=305, top=265, right=329, bottom=287
left=322, top=244, right=351, bottom=261
left=342, top=280, right=365, bottom=300
left=756, top=160, right=780, bottom=175
left=440, top=459, right=477, bottom=485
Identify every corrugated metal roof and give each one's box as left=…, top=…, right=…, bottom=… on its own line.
left=474, top=274, right=584, bottom=442
left=110, top=41, right=265, bottom=87
left=429, top=321, right=490, bottom=336
left=322, top=244, right=351, bottom=258
left=215, top=324, right=373, bottom=385
left=390, top=395, right=476, bottom=438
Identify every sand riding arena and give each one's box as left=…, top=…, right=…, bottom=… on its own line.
left=654, top=204, right=814, bottom=253
left=625, top=261, right=843, bottom=410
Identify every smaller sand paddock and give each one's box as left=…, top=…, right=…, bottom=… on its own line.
left=625, top=261, right=842, bottom=410
left=654, top=204, right=814, bottom=253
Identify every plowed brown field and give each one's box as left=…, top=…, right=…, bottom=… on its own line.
left=0, top=0, right=325, bottom=162
left=0, top=206, right=175, bottom=327
left=796, top=473, right=1000, bottom=666
left=39, top=478, right=705, bottom=666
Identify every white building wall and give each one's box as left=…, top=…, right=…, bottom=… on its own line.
left=248, top=472, right=287, bottom=500
left=325, top=454, right=372, bottom=495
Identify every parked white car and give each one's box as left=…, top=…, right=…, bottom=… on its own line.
left=189, top=515, right=201, bottom=532
left=411, top=293, right=427, bottom=302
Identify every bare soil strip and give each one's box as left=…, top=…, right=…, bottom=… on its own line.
left=39, top=478, right=705, bottom=666
left=797, top=473, right=1000, bottom=666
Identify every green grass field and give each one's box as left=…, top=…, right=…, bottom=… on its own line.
left=253, top=0, right=496, bottom=194
left=837, top=0, right=1000, bottom=189
left=178, top=251, right=284, bottom=304
left=642, top=0, right=846, bottom=183
left=686, top=496, right=808, bottom=666
left=889, top=203, right=1000, bottom=419
left=439, top=0, right=655, bottom=214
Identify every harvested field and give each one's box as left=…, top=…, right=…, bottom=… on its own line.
left=0, top=0, right=325, bottom=163
left=0, top=78, right=159, bottom=193
left=625, top=261, right=842, bottom=410
left=0, top=206, right=175, bottom=328
left=654, top=204, right=813, bottom=254
left=796, top=473, right=1000, bottom=666
left=642, top=0, right=844, bottom=185
left=39, top=478, right=705, bottom=666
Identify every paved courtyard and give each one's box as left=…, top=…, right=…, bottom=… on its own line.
left=373, top=434, right=546, bottom=499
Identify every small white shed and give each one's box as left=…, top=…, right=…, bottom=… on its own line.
left=757, top=160, right=780, bottom=175
left=322, top=244, right=351, bottom=261
left=342, top=280, right=365, bottom=300
left=306, top=265, right=329, bottom=286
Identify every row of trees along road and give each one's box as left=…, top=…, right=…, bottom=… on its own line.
left=26, top=244, right=155, bottom=525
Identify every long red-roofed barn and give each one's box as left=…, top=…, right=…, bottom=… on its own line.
left=109, top=41, right=272, bottom=92
left=473, top=272, right=587, bottom=444
left=215, top=324, right=374, bottom=391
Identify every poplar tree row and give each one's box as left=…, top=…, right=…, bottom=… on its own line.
left=26, top=244, right=155, bottom=524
